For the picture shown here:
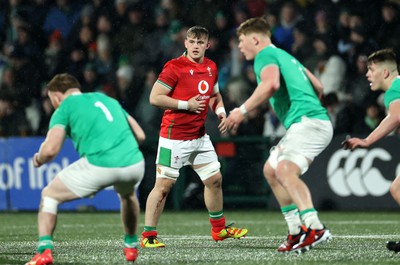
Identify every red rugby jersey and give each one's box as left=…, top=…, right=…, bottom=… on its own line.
left=157, top=54, right=219, bottom=140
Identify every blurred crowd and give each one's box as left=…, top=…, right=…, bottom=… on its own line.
left=0, top=0, right=399, bottom=139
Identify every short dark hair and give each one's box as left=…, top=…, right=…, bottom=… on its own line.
left=236, top=17, right=271, bottom=37
left=367, top=49, right=398, bottom=66
left=186, top=26, right=209, bottom=40
left=46, top=73, right=81, bottom=93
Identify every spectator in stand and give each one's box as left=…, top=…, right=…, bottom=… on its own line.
left=313, top=10, right=337, bottom=45
left=93, top=34, right=117, bottom=91
left=0, top=91, right=31, bottom=136
left=185, top=0, right=226, bottom=32
left=12, top=24, right=43, bottom=65
left=375, top=1, right=400, bottom=55
left=303, top=34, right=347, bottom=100
left=9, top=47, right=43, bottom=109
left=142, top=7, right=170, bottom=72
left=160, top=20, right=188, bottom=63
left=336, top=7, right=352, bottom=57
left=96, top=12, right=115, bottom=40
left=42, top=0, right=81, bottom=40
left=116, top=64, right=142, bottom=114
left=65, top=42, right=88, bottom=82
left=68, top=4, right=96, bottom=50
left=81, top=62, right=102, bottom=93
left=291, top=23, right=313, bottom=62
left=44, top=30, right=67, bottom=79
left=273, top=1, right=301, bottom=52
left=90, top=0, right=114, bottom=20
left=114, top=3, right=150, bottom=74
left=353, top=102, right=385, bottom=134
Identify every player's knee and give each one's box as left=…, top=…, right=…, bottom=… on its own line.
left=263, top=162, right=276, bottom=182
left=194, top=161, right=221, bottom=181
left=203, top=172, right=222, bottom=189
left=153, top=177, right=175, bottom=196
left=41, top=196, right=59, bottom=214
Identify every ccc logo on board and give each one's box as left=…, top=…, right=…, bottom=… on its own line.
left=327, top=148, right=394, bottom=197
left=198, top=80, right=209, bottom=94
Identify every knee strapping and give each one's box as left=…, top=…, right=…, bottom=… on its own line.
left=41, top=196, right=59, bottom=214
left=156, top=165, right=180, bottom=179
left=194, top=161, right=221, bottom=180
left=279, top=152, right=309, bottom=175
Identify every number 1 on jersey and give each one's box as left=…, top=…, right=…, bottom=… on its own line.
left=94, top=101, right=114, bottom=122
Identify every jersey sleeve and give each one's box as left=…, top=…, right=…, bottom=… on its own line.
left=157, top=60, right=179, bottom=90
left=49, top=103, right=69, bottom=131
left=254, top=48, right=279, bottom=80
left=384, top=88, right=400, bottom=109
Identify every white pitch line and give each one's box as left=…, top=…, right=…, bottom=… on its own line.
left=160, top=235, right=400, bottom=240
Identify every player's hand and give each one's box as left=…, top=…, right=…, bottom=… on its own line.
left=217, top=112, right=227, bottom=134
left=187, top=94, right=206, bottom=113
left=342, top=136, right=369, bottom=151
left=226, top=108, right=245, bottom=132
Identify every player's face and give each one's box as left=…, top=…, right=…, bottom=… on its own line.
left=366, top=63, right=384, bottom=91
left=238, top=33, right=256, bottom=60
left=185, top=35, right=209, bottom=63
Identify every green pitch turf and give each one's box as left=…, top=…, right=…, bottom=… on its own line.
left=1, top=211, right=400, bottom=265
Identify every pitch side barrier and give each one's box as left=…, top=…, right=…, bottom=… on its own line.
left=1, top=134, right=400, bottom=211
left=0, top=137, right=120, bottom=211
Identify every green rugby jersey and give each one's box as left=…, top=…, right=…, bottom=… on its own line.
left=384, top=77, right=400, bottom=109
left=49, top=92, right=143, bottom=167
left=254, top=45, right=329, bottom=129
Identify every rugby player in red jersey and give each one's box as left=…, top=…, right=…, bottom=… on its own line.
left=141, top=26, right=248, bottom=248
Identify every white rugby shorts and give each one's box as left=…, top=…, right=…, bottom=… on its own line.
left=156, top=134, right=218, bottom=169
left=58, top=157, right=145, bottom=198
left=268, top=116, right=333, bottom=174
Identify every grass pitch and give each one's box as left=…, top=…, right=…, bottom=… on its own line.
left=1, top=211, right=400, bottom=265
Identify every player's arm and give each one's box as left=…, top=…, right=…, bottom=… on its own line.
left=241, top=65, right=279, bottom=114
left=305, top=68, right=323, bottom=99
left=149, top=81, right=206, bottom=113
left=226, top=65, right=279, bottom=129
left=344, top=101, right=400, bottom=150
left=33, top=127, right=66, bottom=167
left=127, top=115, right=146, bottom=144
left=363, top=101, right=400, bottom=145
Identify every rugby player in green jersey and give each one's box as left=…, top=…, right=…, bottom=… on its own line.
left=226, top=17, right=333, bottom=253
left=342, top=49, right=400, bottom=253
left=26, top=73, right=146, bottom=264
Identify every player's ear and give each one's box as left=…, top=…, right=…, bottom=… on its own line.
left=252, top=36, right=259, bottom=46
left=383, top=68, right=390, bottom=79
left=206, top=42, right=210, bottom=50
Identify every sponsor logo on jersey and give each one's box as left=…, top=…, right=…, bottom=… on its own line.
left=190, top=69, right=194, bottom=75
left=198, top=80, right=209, bottom=94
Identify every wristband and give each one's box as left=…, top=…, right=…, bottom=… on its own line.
left=177, top=100, right=188, bottom=110
left=239, top=104, right=248, bottom=116
left=216, top=107, right=226, bottom=116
